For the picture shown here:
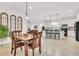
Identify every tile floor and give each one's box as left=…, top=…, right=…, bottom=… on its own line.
left=0, top=35, right=79, bottom=56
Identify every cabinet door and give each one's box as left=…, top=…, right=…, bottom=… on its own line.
left=0, top=12, right=8, bottom=27
left=16, top=16, right=22, bottom=31
left=10, top=15, right=16, bottom=31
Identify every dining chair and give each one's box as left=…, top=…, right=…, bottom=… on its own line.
left=28, top=30, right=42, bottom=56
left=10, top=31, right=24, bottom=56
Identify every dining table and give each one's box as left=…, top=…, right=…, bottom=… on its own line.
left=14, top=33, right=33, bottom=56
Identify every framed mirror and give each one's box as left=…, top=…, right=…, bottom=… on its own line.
left=10, top=15, right=16, bottom=31
left=16, top=16, right=22, bottom=31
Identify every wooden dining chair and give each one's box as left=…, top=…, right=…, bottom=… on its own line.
left=10, top=31, right=24, bottom=56
left=28, top=30, right=42, bottom=56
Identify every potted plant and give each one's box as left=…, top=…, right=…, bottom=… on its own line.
left=0, top=25, right=9, bottom=45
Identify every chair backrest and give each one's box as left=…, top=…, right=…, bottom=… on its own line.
left=10, top=31, right=21, bottom=45
left=32, top=30, right=42, bottom=48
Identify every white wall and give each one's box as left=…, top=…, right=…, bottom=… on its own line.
left=59, top=17, right=76, bottom=27
left=0, top=6, right=28, bottom=33
left=59, top=17, right=76, bottom=37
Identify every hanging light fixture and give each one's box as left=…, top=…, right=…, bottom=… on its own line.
left=49, top=14, right=52, bottom=26
left=44, top=16, right=46, bottom=26
left=25, top=2, right=29, bottom=20
left=56, top=13, right=59, bottom=21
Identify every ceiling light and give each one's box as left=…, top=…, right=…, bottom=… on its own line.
left=69, top=9, right=72, bottom=13
left=25, top=16, right=29, bottom=19
left=69, top=14, right=72, bottom=16
left=25, top=2, right=29, bottom=20
left=40, top=24, right=42, bottom=26
left=29, top=6, right=32, bottom=9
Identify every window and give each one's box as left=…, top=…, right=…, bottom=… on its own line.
left=0, top=12, right=8, bottom=28
left=16, top=16, right=22, bottom=31
left=10, top=15, right=16, bottom=31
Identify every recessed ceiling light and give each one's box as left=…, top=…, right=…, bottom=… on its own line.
left=69, top=14, right=72, bottom=16
left=69, top=9, right=72, bottom=13
left=25, top=16, right=29, bottom=19
left=40, top=24, right=42, bottom=26
left=29, top=6, right=32, bottom=9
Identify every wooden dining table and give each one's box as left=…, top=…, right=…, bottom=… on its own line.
left=14, top=33, right=33, bottom=56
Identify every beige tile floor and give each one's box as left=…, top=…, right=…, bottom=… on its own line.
left=0, top=36, right=79, bottom=56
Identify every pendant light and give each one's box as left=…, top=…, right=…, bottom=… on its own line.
left=25, top=2, right=29, bottom=20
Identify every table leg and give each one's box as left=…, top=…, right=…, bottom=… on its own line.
left=39, top=38, right=41, bottom=54
left=24, top=41, right=28, bottom=56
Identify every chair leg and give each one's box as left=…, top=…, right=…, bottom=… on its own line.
left=14, top=48, right=16, bottom=56
left=11, top=47, right=14, bottom=54
left=39, top=47, right=41, bottom=54
left=32, top=49, right=34, bottom=56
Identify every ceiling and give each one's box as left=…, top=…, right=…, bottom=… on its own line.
left=0, top=2, right=79, bottom=24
